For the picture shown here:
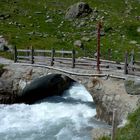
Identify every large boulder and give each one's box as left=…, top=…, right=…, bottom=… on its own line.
left=65, top=2, right=92, bottom=19
left=0, top=35, right=9, bottom=51
left=0, top=78, right=18, bottom=104
left=124, top=78, right=140, bottom=95
left=19, top=74, right=73, bottom=104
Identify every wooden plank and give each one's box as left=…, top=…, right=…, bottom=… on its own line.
left=83, top=57, right=124, bottom=65
left=17, top=49, right=31, bottom=52
left=128, top=65, right=140, bottom=71
left=128, top=71, right=140, bottom=76
left=135, top=61, right=140, bottom=65
left=55, top=50, right=72, bottom=54
left=17, top=60, right=31, bottom=63
left=54, top=61, right=72, bottom=65
left=34, top=50, right=52, bottom=53
left=54, top=57, right=72, bottom=61
left=34, top=56, right=49, bottom=59
left=17, top=56, right=30, bottom=59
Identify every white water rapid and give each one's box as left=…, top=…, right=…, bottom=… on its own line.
left=0, top=83, right=108, bottom=140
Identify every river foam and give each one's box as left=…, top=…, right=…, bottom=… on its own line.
left=0, top=83, right=107, bottom=140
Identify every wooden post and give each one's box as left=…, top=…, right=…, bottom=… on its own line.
left=31, top=46, right=34, bottom=64
left=51, top=48, right=55, bottom=66
left=130, top=49, right=135, bottom=71
left=108, top=48, right=111, bottom=61
left=111, top=109, right=118, bottom=140
left=124, top=51, right=128, bottom=74
left=97, top=21, right=102, bottom=73
left=14, top=46, right=17, bottom=63
left=72, top=49, right=75, bottom=68
left=62, top=48, right=64, bottom=57
left=26, top=46, right=29, bottom=57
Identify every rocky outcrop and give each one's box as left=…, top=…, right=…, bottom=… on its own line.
left=0, top=64, right=73, bottom=104
left=65, top=2, right=92, bottom=19
left=86, top=77, right=140, bottom=125
left=18, top=74, right=73, bottom=104
left=1, top=58, right=140, bottom=126
left=124, top=77, right=140, bottom=95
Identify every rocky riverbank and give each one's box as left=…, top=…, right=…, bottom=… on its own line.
left=0, top=57, right=140, bottom=126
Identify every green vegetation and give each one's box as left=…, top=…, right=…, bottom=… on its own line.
left=99, top=106, right=140, bottom=140
left=0, top=0, right=140, bottom=61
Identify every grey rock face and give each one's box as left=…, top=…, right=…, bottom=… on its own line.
left=124, top=78, right=140, bottom=95
left=65, top=2, right=92, bottom=19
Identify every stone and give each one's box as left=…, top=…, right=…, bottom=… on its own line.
left=124, top=78, right=140, bottom=95
left=45, top=19, right=53, bottom=23
left=0, top=13, right=10, bottom=20
left=81, top=36, right=90, bottom=42
left=137, top=27, right=140, bottom=33
left=91, top=128, right=111, bottom=140
left=65, top=2, right=92, bottom=19
left=0, top=36, right=9, bottom=51
left=19, top=74, right=73, bottom=104
left=74, top=40, right=83, bottom=48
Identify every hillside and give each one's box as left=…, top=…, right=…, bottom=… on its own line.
left=0, top=0, right=140, bottom=61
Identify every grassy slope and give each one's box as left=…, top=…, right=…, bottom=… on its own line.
left=0, top=0, right=140, bottom=61
left=99, top=107, right=140, bottom=140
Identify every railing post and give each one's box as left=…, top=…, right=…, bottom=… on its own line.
left=124, top=51, right=128, bottom=74
left=97, top=21, right=102, bottom=73
left=51, top=48, right=55, bottom=66
left=108, top=48, right=111, bottom=61
left=111, top=109, right=118, bottom=140
left=72, top=49, right=75, bottom=68
left=26, top=46, right=29, bottom=57
left=130, top=49, right=135, bottom=71
left=14, top=45, right=17, bottom=63
left=31, top=46, right=34, bottom=64
left=62, top=48, right=64, bottom=57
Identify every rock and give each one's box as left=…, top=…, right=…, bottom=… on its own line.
left=0, top=36, right=9, bottom=51
left=81, top=36, right=90, bottom=42
left=91, top=128, right=111, bottom=140
left=129, top=40, right=137, bottom=45
left=0, top=78, right=12, bottom=94
left=0, top=78, right=17, bottom=104
left=124, top=78, right=140, bottom=95
left=45, top=19, right=53, bottom=23
left=0, top=13, right=10, bottom=20
left=74, top=40, right=83, bottom=48
left=19, top=74, right=73, bottom=104
left=65, top=2, right=92, bottom=19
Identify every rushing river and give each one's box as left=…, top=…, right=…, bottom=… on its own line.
left=0, top=83, right=108, bottom=140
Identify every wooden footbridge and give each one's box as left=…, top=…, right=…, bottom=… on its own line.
left=13, top=46, right=140, bottom=77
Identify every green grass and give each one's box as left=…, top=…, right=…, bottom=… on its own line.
left=0, top=0, right=140, bottom=61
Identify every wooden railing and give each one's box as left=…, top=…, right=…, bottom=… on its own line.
left=13, top=46, right=140, bottom=76
left=14, top=46, right=76, bottom=68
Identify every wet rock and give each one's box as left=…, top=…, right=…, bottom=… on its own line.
left=19, top=74, right=73, bottom=104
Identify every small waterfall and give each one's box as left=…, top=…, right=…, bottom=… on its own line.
left=0, top=82, right=108, bottom=140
